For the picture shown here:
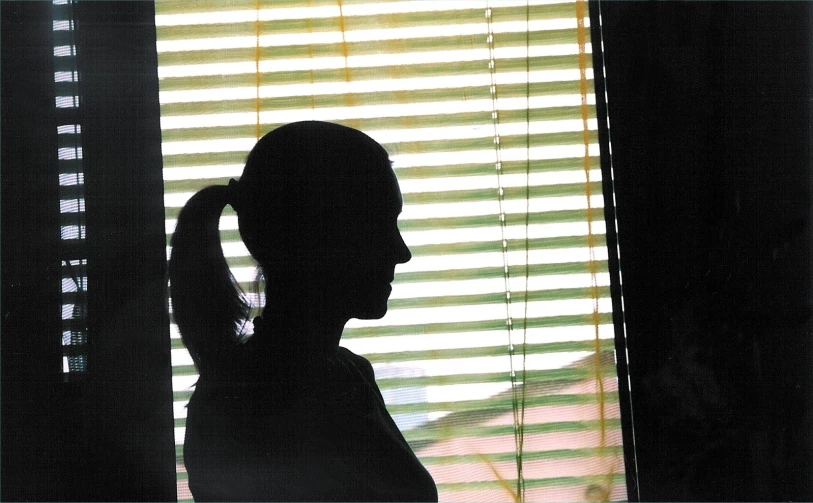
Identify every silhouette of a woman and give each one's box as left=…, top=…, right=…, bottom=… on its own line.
left=169, top=121, right=438, bottom=502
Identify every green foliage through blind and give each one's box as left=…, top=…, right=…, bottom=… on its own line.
left=155, top=1, right=626, bottom=501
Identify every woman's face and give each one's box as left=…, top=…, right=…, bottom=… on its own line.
left=339, top=165, right=411, bottom=320
left=245, top=124, right=410, bottom=323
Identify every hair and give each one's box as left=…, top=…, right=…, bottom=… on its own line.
left=168, top=185, right=249, bottom=375
left=168, top=121, right=391, bottom=375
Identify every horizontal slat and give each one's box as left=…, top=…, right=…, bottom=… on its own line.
left=398, top=261, right=606, bottom=284
left=159, top=107, right=595, bottom=145
left=385, top=390, right=616, bottom=416
left=155, top=2, right=583, bottom=38
left=437, top=473, right=626, bottom=492
left=170, top=341, right=614, bottom=375
left=154, top=0, right=564, bottom=17
left=157, top=30, right=587, bottom=69
left=163, top=183, right=603, bottom=225
left=158, top=100, right=596, bottom=135
left=406, top=418, right=622, bottom=445
left=181, top=257, right=609, bottom=292
left=162, top=150, right=594, bottom=184
left=420, top=445, right=623, bottom=467
left=160, top=73, right=590, bottom=121
left=171, top=386, right=618, bottom=418
left=170, top=318, right=613, bottom=350
left=165, top=232, right=606, bottom=259
left=157, top=71, right=586, bottom=104
left=345, top=311, right=612, bottom=339
left=165, top=212, right=603, bottom=255
left=158, top=31, right=581, bottom=76
left=173, top=238, right=608, bottom=273
left=171, top=421, right=622, bottom=463
left=161, top=128, right=597, bottom=160
left=381, top=284, right=609, bottom=310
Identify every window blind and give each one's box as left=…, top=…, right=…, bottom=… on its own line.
left=53, top=0, right=88, bottom=379
left=155, top=1, right=626, bottom=501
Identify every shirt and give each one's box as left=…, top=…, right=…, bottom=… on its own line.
left=184, top=346, right=438, bottom=502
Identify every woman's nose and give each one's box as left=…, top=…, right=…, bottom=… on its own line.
left=395, top=232, right=411, bottom=264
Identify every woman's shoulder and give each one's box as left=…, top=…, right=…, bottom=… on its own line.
left=336, top=346, right=376, bottom=380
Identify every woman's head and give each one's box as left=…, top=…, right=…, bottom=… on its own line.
left=169, top=121, right=409, bottom=372
left=234, top=121, right=410, bottom=320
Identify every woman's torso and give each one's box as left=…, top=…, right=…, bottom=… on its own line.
left=184, top=347, right=438, bottom=502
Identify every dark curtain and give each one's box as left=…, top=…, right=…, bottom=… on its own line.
left=1, top=2, right=176, bottom=500
left=599, top=2, right=813, bottom=500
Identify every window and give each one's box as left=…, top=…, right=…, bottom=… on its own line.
left=155, top=1, right=626, bottom=501
left=53, top=0, right=88, bottom=379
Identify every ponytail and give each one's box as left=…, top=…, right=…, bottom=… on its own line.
left=168, top=185, right=248, bottom=375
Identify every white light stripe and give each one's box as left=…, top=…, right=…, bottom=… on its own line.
left=163, top=164, right=244, bottom=181
left=155, top=1, right=566, bottom=27
left=54, top=45, right=76, bottom=57
left=174, top=401, right=189, bottom=420
left=61, top=277, right=86, bottom=292
left=166, top=196, right=604, bottom=239
left=183, top=245, right=609, bottom=279
left=156, top=19, right=587, bottom=53
left=170, top=324, right=614, bottom=369
left=372, top=119, right=599, bottom=145
left=61, top=225, right=85, bottom=240
left=53, top=20, right=73, bottom=31
left=54, top=71, right=79, bottom=82
left=157, top=5, right=340, bottom=27
left=345, top=297, right=612, bottom=328
left=161, top=138, right=254, bottom=156
left=158, top=95, right=595, bottom=130
left=59, top=173, right=84, bottom=186
left=60, top=199, right=85, bottom=213
left=400, top=195, right=604, bottom=221
left=158, top=44, right=594, bottom=79
left=399, top=170, right=603, bottom=192
left=55, top=96, right=79, bottom=108
left=175, top=427, right=185, bottom=445
left=395, top=248, right=610, bottom=275
left=58, top=147, right=82, bottom=160
left=425, top=382, right=514, bottom=404
left=163, top=169, right=602, bottom=210
left=376, top=351, right=592, bottom=378
left=166, top=297, right=613, bottom=342
left=393, top=144, right=600, bottom=168
left=172, top=349, right=595, bottom=408
left=57, top=124, right=81, bottom=134
left=344, top=324, right=614, bottom=355
left=62, top=278, right=78, bottom=292
left=388, top=272, right=610, bottom=300
left=400, top=221, right=606, bottom=247
left=165, top=193, right=604, bottom=238
left=339, top=0, right=568, bottom=17
left=192, top=246, right=610, bottom=279
left=171, top=349, right=193, bottom=367
left=160, top=118, right=597, bottom=156
left=159, top=67, right=591, bottom=104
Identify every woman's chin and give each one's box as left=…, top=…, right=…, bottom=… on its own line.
left=353, top=305, right=389, bottom=320
left=351, top=296, right=391, bottom=320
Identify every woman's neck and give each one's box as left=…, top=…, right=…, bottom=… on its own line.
left=259, top=303, right=346, bottom=357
